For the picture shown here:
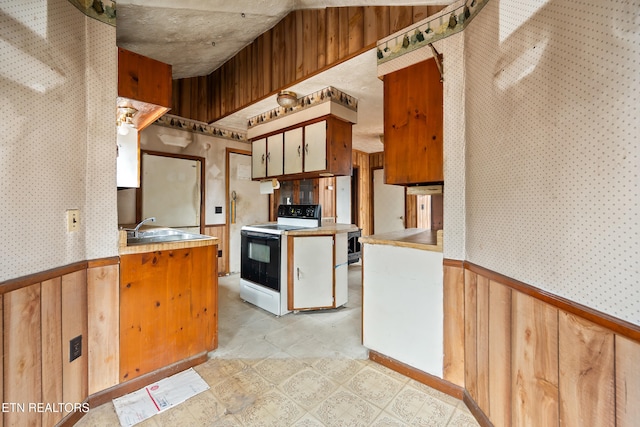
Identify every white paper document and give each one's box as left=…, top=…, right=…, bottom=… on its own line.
left=112, top=368, right=209, bottom=427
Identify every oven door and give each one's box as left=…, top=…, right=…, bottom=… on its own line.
left=240, top=230, right=281, bottom=292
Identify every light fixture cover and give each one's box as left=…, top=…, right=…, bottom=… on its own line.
left=276, top=90, right=297, bottom=108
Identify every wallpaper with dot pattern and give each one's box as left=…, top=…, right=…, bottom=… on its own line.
left=463, top=0, right=639, bottom=325
left=0, top=0, right=118, bottom=281
left=376, top=0, right=469, bottom=261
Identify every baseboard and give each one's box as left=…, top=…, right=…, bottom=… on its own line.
left=56, top=409, right=85, bottom=427
left=462, top=390, right=493, bottom=427
left=90, top=352, right=209, bottom=407
left=56, top=352, right=209, bottom=427
left=368, top=350, right=464, bottom=400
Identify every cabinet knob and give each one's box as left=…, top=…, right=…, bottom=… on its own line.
left=261, top=154, right=265, bottom=164
left=298, top=145, right=301, bottom=157
left=305, top=143, right=309, bottom=155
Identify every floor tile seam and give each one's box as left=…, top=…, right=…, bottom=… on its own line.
left=257, top=364, right=314, bottom=389
left=182, top=393, right=229, bottom=425
left=328, top=356, right=370, bottom=384
left=366, top=377, right=412, bottom=415
left=308, top=385, right=367, bottom=424
left=288, top=386, right=348, bottom=426
left=405, top=389, right=459, bottom=427
left=371, top=408, right=412, bottom=427
left=257, top=388, right=309, bottom=425
left=275, top=365, right=343, bottom=404
left=275, top=388, right=328, bottom=414
left=382, top=382, right=438, bottom=425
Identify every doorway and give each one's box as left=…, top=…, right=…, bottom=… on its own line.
left=226, top=150, right=269, bottom=273
left=137, top=150, right=205, bottom=233
left=372, top=168, right=405, bottom=234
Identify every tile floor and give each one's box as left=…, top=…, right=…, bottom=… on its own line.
left=77, top=264, right=478, bottom=426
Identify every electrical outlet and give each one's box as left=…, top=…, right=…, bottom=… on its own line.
left=66, top=209, right=79, bottom=232
left=69, top=335, right=82, bottom=362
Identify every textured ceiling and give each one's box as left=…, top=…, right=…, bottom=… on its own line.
left=117, top=0, right=453, bottom=78
left=116, top=0, right=454, bottom=152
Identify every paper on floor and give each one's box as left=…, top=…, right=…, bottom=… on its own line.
left=112, top=367, right=209, bottom=427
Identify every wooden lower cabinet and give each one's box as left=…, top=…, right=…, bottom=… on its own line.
left=119, top=245, right=217, bottom=382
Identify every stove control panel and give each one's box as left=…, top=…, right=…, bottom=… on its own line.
left=277, top=204, right=322, bottom=220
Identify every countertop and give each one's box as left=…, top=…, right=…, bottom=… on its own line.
left=118, top=229, right=218, bottom=255
left=359, top=229, right=443, bottom=253
left=284, top=223, right=360, bottom=236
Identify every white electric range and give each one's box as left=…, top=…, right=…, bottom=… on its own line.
left=239, top=204, right=322, bottom=315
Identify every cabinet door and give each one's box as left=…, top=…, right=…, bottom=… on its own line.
left=383, top=58, right=443, bottom=184
left=292, top=236, right=333, bottom=310
left=252, top=138, right=267, bottom=179
left=267, top=133, right=284, bottom=177
left=303, top=121, right=327, bottom=172
left=284, top=127, right=303, bottom=175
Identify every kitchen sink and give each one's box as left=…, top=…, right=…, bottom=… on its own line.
left=126, top=228, right=211, bottom=246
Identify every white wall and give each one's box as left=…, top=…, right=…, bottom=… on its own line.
left=0, top=0, right=118, bottom=281
left=462, top=0, right=640, bottom=325
left=138, top=124, right=252, bottom=225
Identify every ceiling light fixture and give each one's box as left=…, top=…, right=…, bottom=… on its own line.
left=116, top=104, right=138, bottom=135
left=276, top=90, right=297, bottom=108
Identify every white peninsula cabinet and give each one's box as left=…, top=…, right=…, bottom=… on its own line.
left=361, top=229, right=444, bottom=377
left=286, top=228, right=351, bottom=311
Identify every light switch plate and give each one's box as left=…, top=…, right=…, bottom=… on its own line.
left=66, top=209, right=79, bottom=232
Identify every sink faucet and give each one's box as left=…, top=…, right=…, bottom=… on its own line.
left=131, top=217, right=156, bottom=237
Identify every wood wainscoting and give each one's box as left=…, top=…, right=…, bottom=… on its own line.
left=1, top=256, right=213, bottom=427
left=442, top=260, right=640, bottom=427
left=205, top=224, right=227, bottom=275
left=1, top=258, right=120, bottom=426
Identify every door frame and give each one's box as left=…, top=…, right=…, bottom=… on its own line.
left=371, top=166, right=407, bottom=234
left=136, top=149, right=206, bottom=233
left=225, top=147, right=252, bottom=275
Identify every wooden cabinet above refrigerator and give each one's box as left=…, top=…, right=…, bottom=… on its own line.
left=383, top=57, right=443, bottom=186
left=117, top=47, right=172, bottom=131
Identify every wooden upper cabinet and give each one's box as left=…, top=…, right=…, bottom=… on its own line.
left=252, top=115, right=352, bottom=181
left=118, top=47, right=172, bottom=131
left=118, top=47, right=172, bottom=108
left=383, top=58, right=443, bottom=185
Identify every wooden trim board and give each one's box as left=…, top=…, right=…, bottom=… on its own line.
left=464, top=261, right=640, bottom=342
left=369, top=350, right=464, bottom=400
left=0, top=261, right=87, bottom=295
left=57, top=353, right=208, bottom=427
